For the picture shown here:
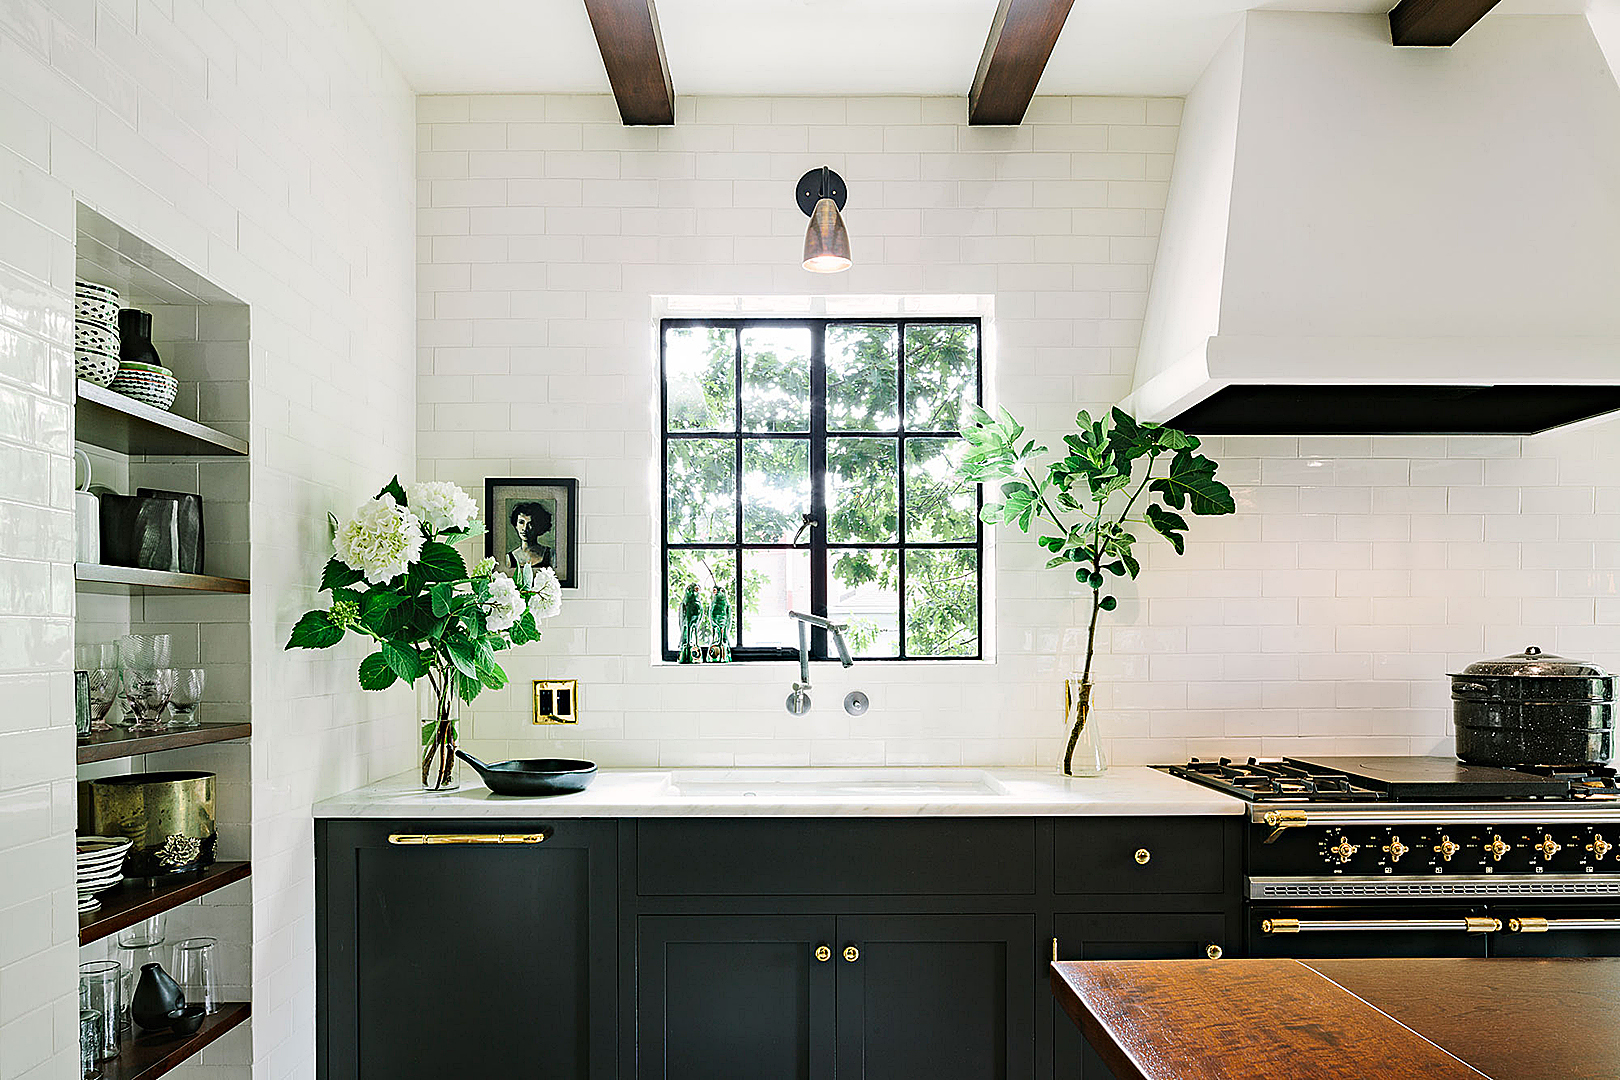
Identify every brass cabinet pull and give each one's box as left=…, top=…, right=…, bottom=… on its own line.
left=1204, top=944, right=1223, bottom=960
left=815, top=945, right=832, bottom=962
left=1262, top=917, right=1500, bottom=934
left=1509, top=917, right=1620, bottom=932
left=842, top=945, right=859, bottom=963
left=1051, top=937, right=1059, bottom=961
left=387, top=833, right=548, bottom=845
left=1133, top=848, right=1151, bottom=865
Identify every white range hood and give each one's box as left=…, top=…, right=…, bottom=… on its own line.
left=1124, top=12, right=1620, bottom=435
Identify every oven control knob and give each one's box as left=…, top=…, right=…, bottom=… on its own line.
left=1534, top=835, right=1562, bottom=861
left=1328, top=837, right=1359, bottom=864
left=1589, top=834, right=1613, bottom=861
left=1484, top=835, right=1511, bottom=862
left=1434, top=835, right=1461, bottom=862
left=1381, top=836, right=1410, bottom=863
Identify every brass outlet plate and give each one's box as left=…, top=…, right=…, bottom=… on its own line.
left=533, top=679, right=578, bottom=724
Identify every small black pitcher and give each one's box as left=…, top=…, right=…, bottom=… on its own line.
left=130, top=963, right=185, bottom=1032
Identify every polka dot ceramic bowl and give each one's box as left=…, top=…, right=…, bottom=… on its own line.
left=75, top=348, right=119, bottom=387
left=75, top=318, right=120, bottom=356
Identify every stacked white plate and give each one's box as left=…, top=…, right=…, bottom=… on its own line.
left=76, top=836, right=132, bottom=913
left=75, top=280, right=122, bottom=387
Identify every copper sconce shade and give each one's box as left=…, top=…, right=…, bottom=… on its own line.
left=797, top=167, right=850, bottom=273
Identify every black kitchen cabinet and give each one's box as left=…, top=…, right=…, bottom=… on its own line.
left=318, top=816, right=1243, bottom=1080
left=836, top=915, right=1034, bottom=1080
left=317, top=820, right=618, bottom=1080
left=1049, top=913, right=1228, bottom=1078
left=635, top=914, right=1032, bottom=1080
left=635, top=915, right=836, bottom=1080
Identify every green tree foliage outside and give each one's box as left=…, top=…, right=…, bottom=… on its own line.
left=663, top=322, right=980, bottom=657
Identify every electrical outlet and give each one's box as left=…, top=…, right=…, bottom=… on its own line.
left=533, top=679, right=578, bottom=724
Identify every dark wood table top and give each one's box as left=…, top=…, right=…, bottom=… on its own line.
left=1051, top=957, right=1620, bottom=1080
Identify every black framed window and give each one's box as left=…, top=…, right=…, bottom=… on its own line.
left=661, top=317, right=983, bottom=662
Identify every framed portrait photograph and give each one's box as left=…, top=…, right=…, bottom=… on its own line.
left=485, top=477, right=579, bottom=589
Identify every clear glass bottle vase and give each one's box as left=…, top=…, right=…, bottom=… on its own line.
left=420, top=678, right=461, bottom=792
left=1061, top=676, right=1107, bottom=777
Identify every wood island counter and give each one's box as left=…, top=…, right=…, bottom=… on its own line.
left=1051, top=956, right=1620, bottom=1080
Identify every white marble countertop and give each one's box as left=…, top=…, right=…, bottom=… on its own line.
left=313, top=766, right=1244, bottom=818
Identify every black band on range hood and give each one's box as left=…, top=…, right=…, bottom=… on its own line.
left=1170, top=385, right=1620, bottom=436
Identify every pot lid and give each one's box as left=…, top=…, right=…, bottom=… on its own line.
left=1456, top=645, right=1612, bottom=678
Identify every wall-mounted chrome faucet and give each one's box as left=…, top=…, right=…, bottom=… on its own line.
left=785, top=610, right=853, bottom=715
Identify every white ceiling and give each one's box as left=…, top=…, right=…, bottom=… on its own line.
left=357, top=0, right=1590, bottom=99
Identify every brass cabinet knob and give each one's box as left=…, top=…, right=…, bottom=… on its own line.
left=1205, top=944, right=1223, bottom=960
left=1134, top=848, right=1151, bottom=865
left=815, top=945, right=831, bottom=963
left=843, top=945, right=859, bottom=963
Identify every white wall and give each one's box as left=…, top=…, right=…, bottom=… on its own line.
left=0, top=2, right=416, bottom=1079
left=416, top=92, right=1620, bottom=772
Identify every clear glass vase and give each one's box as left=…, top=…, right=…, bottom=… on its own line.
left=1061, top=676, right=1107, bottom=777
left=420, top=681, right=461, bottom=792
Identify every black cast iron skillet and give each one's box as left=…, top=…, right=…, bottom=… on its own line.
left=455, top=751, right=598, bottom=796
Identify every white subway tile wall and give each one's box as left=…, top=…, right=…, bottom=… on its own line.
left=417, top=93, right=1620, bottom=773
left=0, top=4, right=415, bottom=1080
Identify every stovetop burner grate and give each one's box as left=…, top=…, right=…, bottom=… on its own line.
left=1158, top=757, right=1385, bottom=802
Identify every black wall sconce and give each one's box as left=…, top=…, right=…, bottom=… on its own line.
left=797, top=167, right=851, bottom=273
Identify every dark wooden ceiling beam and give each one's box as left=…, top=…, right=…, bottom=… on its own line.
left=582, top=0, right=675, bottom=125
left=1389, top=0, right=1502, bottom=46
left=968, top=0, right=1077, bottom=126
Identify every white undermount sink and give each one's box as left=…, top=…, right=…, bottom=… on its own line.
left=663, top=769, right=1009, bottom=798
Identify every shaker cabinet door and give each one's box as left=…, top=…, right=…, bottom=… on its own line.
left=634, top=915, right=837, bottom=1080
left=319, top=820, right=617, bottom=1080
left=835, top=914, right=1035, bottom=1080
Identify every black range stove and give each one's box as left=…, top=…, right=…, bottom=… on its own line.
left=1155, top=756, right=1620, bottom=959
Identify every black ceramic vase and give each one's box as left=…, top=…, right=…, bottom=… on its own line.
left=130, top=962, right=185, bottom=1031
left=118, top=309, right=162, bottom=367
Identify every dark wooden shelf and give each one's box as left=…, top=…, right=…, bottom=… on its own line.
left=80, top=862, right=250, bottom=946
left=75, top=379, right=248, bottom=457
left=75, top=564, right=250, bottom=594
left=103, top=1001, right=250, bottom=1080
left=78, top=722, right=251, bottom=764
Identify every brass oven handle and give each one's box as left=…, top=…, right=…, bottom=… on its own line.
left=1508, top=917, right=1620, bottom=933
left=387, top=833, right=549, bottom=845
left=1262, top=917, right=1500, bottom=934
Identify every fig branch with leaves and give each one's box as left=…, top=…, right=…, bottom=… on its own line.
left=961, top=405, right=1236, bottom=695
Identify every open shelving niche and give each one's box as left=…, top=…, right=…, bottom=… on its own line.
left=72, top=204, right=255, bottom=1080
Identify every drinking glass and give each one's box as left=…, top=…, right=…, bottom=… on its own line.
left=76, top=642, right=117, bottom=670
left=166, top=668, right=206, bottom=728
left=171, top=937, right=218, bottom=1014
left=116, top=634, right=171, bottom=674
left=86, top=669, right=119, bottom=733
left=78, top=961, right=120, bottom=1061
left=116, top=915, right=166, bottom=949
left=121, top=668, right=175, bottom=732
left=79, top=1009, right=102, bottom=1079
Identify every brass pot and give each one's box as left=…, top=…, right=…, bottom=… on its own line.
left=90, top=770, right=216, bottom=876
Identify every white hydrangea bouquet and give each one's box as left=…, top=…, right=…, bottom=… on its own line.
left=285, top=477, right=562, bottom=790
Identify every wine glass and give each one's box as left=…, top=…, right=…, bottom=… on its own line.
left=86, top=669, right=119, bottom=733
left=121, top=668, right=175, bottom=732
left=166, top=669, right=205, bottom=729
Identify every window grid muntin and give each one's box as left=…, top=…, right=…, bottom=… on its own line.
left=660, top=317, right=982, bottom=662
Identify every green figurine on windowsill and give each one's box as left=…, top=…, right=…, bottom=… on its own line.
left=677, top=582, right=704, bottom=664
left=707, top=586, right=731, bottom=663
